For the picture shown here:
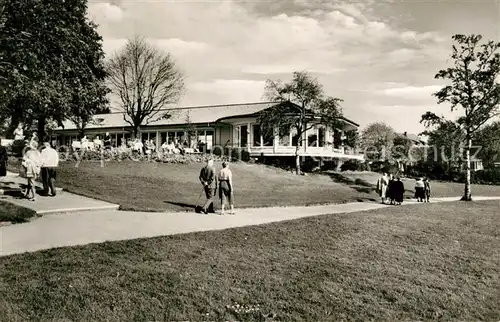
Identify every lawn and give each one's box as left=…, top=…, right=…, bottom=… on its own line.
left=7, top=159, right=500, bottom=212
left=0, top=200, right=37, bottom=224
left=0, top=201, right=499, bottom=321
left=8, top=159, right=379, bottom=211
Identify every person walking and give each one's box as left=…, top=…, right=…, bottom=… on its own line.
left=414, top=177, right=425, bottom=202
left=387, top=174, right=395, bottom=205
left=40, top=141, right=59, bottom=197
left=393, top=176, right=405, bottom=205
left=217, top=161, right=234, bottom=215
left=22, top=142, right=42, bottom=201
left=424, top=178, right=431, bottom=202
left=376, top=173, right=389, bottom=204
left=198, top=159, right=217, bottom=214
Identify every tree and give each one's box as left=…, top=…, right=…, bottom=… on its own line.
left=360, top=122, right=395, bottom=161
left=184, top=111, right=196, bottom=148
left=421, top=34, right=500, bottom=201
left=392, top=134, right=413, bottom=172
left=258, top=71, right=344, bottom=174
left=0, top=0, right=109, bottom=140
left=68, top=83, right=110, bottom=139
left=475, top=121, right=500, bottom=168
left=344, top=129, right=360, bottom=149
left=107, top=37, right=185, bottom=138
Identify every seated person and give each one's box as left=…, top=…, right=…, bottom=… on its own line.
left=149, top=140, right=156, bottom=153
left=133, top=138, right=143, bottom=153
left=167, top=141, right=178, bottom=154
left=93, top=136, right=103, bottom=150
left=161, top=141, right=170, bottom=153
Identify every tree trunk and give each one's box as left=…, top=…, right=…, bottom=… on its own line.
left=37, top=116, right=46, bottom=142
left=78, top=128, right=85, bottom=140
left=133, top=125, right=139, bottom=140
left=461, top=137, right=472, bottom=201
left=295, top=146, right=301, bottom=175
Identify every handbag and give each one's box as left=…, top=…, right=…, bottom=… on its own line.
left=19, top=165, right=27, bottom=178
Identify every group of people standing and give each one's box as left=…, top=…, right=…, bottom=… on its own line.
left=376, top=173, right=405, bottom=205
left=197, top=159, right=235, bottom=215
left=376, top=173, right=431, bottom=205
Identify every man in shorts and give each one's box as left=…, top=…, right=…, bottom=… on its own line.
left=217, top=161, right=234, bottom=215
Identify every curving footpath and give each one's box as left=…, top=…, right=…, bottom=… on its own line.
left=1, top=195, right=500, bottom=257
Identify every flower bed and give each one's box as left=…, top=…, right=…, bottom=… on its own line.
left=57, top=148, right=232, bottom=164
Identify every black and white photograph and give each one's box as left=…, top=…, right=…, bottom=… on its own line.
left=0, top=0, right=499, bottom=320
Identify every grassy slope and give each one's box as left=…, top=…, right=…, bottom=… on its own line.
left=41, top=160, right=379, bottom=211
left=0, top=201, right=499, bottom=321
left=9, top=159, right=500, bottom=212
left=0, top=200, right=37, bottom=223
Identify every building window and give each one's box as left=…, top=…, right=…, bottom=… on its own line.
left=240, top=125, right=248, bottom=147
left=205, top=130, right=214, bottom=150
left=291, top=128, right=300, bottom=147
left=167, top=132, right=175, bottom=144
left=279, top=131, right=290, bottom=146
left=263, top=128, right=273, bottom=147
left=252, top=124, right=261, bottom=147
left=318, top=127, right=325, bottom=147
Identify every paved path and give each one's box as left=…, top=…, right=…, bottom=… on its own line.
left=0, top=172, right=119, bottom=214
left=2, top=196, right=500, bottom=257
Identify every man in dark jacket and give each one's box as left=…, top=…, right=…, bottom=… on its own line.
left=198, top=159, right=217, bottom=214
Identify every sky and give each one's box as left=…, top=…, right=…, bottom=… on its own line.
left=87, top=0, right=500, bottom=134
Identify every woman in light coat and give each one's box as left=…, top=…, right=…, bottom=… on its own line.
left=22, top=142, right=42, bottom=201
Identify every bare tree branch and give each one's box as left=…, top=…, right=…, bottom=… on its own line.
left=107, top=36, right=185, bottom=137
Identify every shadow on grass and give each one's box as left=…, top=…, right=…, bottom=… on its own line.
left=0, top=200, right=38, bottom=223
left=326, top=172, right=377, bottom=194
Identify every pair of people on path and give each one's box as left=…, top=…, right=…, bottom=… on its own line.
left=377, top=173, right=404, bottom=205
left=415, top=177, right=431, bottom=202
left=22, top=141, right=59, bottom=201
left=198, top=159, right=234, bottom=215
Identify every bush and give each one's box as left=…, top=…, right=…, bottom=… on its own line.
left=471, top=168, right=500, bottom=185
left=340, top=159, right=369, bottom=172
left=369, top=160, right=399, bottom=174
left=223, top=147, right=250, bottom=162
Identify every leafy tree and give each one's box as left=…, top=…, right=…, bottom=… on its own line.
left=344, top=129, right=360, bottom=149
left=0, top=0, right=109, bottom=140
left=360, top=122, right=395, bottom=161
left=184, top=111, right=196, bottom=148
left=68, top=83, right=110, bottom=139
left=392, top=134, right=413, bottom=172
left=475, top=121, right=500, bottom=168
left=258, top=71, right=344, bottom=174
left=421, top=34, right=500, bottom=201
left=107, top=36, right=185, bottom=138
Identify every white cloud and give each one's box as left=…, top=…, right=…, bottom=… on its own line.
left=380, top=85, right=442, bottom=100
left=189, top=79, right=265, bottom=104
left=87, top=2, right=124, bottom=23
left=88, top=0, right=452, bottom=123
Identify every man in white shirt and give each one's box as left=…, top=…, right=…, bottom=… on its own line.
left=218, top=161, right=234, bottom=215
left=40, top=141, right=59, bottom=197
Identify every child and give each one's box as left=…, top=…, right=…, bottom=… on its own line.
left=22, top=142, right=42, bottom=201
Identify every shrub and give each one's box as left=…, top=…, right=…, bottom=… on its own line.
left=340, top=159, right=369, bottom=172
left=471, top=168, right=500, bottom=185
